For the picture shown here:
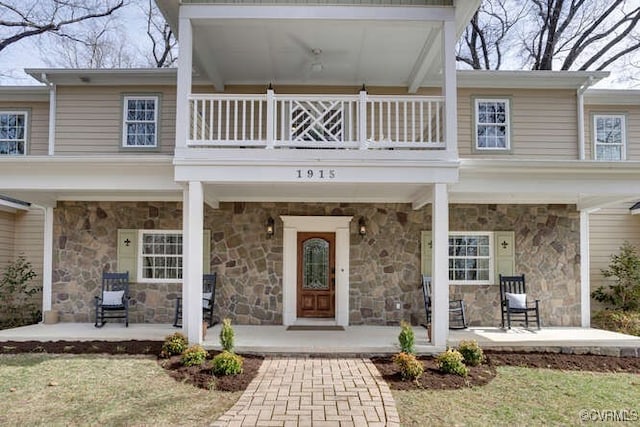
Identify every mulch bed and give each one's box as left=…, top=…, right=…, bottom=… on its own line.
left=2, top=340, right=640, bottom=392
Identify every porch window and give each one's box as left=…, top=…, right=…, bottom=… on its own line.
left=449, top=232, right=493, bottom=285
left=0, top=111, right=27, bottom=155
left=122, top=96, right=158, bottom=147
left=593, top=114, right=625, bottom=160
left=138, top=230, right=182, bottom=282
left=474, top=99, right=510, bottom=150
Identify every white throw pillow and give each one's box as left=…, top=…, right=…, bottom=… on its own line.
left=505, top=292, right=527, bottom=309
left=203, top=292, right=212, bottom=308
left=103, top=290, right=124, bottom=306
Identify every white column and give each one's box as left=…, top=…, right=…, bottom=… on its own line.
left=184, top=181, right=204, bottom=344
left=358, top=89, right=368, bottom=150
left=48, top=84, right=56, bottom=156
left=41, top=206, right=54, bottom=315
left=175, top=17, right=193, bottom=152
left=266, top=89, right=275, bottom=149
left=181, top=187, right=190, bottom=335
left=282, top=225, right=296, bottom=325
left=335, top=226, right=350, bottom=327
left=442, top=19, right=458, bottom=160
left=580, top=210, right=591, bottom=327
left=431, top=183, right=449, bottom=347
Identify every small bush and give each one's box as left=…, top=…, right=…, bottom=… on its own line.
left=398, top=320, right=415, bottom=354
left=0, top=256, right=40, bottom=328
left=393, top=352, right=424, bottom=381
left=212, top=350, right=244, bottom=376
left=436, top=348, right=468, bottom=376
left=160, top=332, right=188, bottom=358
left=220, top=318, right=235, bottom=352
left=593, top=310, right=640, bottom=337
left=592, top=242, right=640, bottom=311
left=181, top=345, right=208, bottom=367
left=458, top=340, right=485, bottom=366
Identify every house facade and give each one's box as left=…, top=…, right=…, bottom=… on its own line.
left=1, top=0, right=639, bottom=346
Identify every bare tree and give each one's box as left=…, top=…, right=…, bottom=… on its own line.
left=458, top=0, right=640, bottom=72
left=144, top=0, right=177, bottom=68
left=0, top=0, right=124, bottom=53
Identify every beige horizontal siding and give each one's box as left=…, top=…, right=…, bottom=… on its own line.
left=584, top=104, right=640, bottom=161
left=0, top=101, right=49, bottom=155
left=13, top=209, right=44, bottom=286
left=589, top=205, right=640, bottom=311
left=458, top=88, right=579, bottom=159
left=0, top=211, right=15, bottom=271
left=55, top=86, right=176, bottom=155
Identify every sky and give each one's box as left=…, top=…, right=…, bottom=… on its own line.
left=0, top=2, right=638, bottom=89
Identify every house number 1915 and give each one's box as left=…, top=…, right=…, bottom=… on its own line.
left=296, top=169, right=336, bottom=179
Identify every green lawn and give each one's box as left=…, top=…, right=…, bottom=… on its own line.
left=394, top=366, right=640, bottom=426
left=0, top=354, right=240, bottom=426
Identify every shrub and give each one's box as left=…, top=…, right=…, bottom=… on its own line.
left=220, top=318, right=235, bottom=352
left=398, top=320, right=415, bottom=354
left=160, top=332, right=188, bottom=358
left=393, top=352, right=424, bottom=381
left=458, top=340, right=485, bottom=366
left=592, top=242, right=640, bottom=311
left=181, top=345, right=208, bottom=367
left=436, top=348, right=468, bottom=376
left=212, top=350, right=244, bottom=376
left=593, top=310, right=640, bottom=337
left=0, top=256, right=40, bottom=328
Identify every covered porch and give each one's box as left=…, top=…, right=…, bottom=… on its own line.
left=1, top=323, right=639, bottom=357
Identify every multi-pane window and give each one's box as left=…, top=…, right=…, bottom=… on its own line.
left=594, top=114, right=625, bottom=160
left=139, top=231, right=182, bottom=282
left=0, top=112, right=27, bottom=155
left=123, top=96, right=158, bottom=147
left=449, top=232, right=493, bottom=284
left=475, top=99, right=510, bottom=150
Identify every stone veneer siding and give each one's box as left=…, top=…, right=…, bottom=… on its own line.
left=52, top=201, right=580, bottom=326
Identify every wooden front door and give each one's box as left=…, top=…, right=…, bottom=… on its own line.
left=297, top=232, right=335, bottom=318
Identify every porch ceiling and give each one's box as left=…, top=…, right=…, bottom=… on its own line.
left=190, top=18, right=441, bottom=87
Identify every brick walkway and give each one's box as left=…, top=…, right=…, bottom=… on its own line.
left=212, top=357, right=400, bottom=427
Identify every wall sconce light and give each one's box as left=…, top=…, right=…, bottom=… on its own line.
left=358, top=217, right=367, bottom=237
left=266, top=216, right=275, bottom=238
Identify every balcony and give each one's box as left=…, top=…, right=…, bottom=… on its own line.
left=188, top=93, right=445, bottom=150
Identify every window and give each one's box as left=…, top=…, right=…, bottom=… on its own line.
left=0, top=111, right=27, bottom=155
left=123, top=96, right=158, bottom=147
left=138, top=230, right=182, bottom=282
left=475, top=99, right=510, bottom=150
left=448, top=232, right=493, bottom=285
left=594, top=114, right=625, bottom=160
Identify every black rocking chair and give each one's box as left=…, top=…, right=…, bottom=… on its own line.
left=94, top=272, right=130, bottom=328
left=499, top=274, right=541, bottom=329
left=174, top=273, right=217, bottom=328
left=420, top=275, right=468, bottom=335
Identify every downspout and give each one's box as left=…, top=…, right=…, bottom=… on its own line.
left=31, top=204, right=54, bottom=321
left=41, top=73, right=56, bottom=156
left=577, top=76, right=594, bottom=161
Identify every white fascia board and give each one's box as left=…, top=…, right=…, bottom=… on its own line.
left=584, top=89, right=640, bottom=106
left=0, top=156, right=180, bottom=191
left=455, top=0, right=481, bottom=34
left=24, top=68, right=209, bottom=87
left=0, top=197, right=30, bottom=212
left=183, top=4, right=455, bottom=21
left=447, top=70, right=610, bottom=89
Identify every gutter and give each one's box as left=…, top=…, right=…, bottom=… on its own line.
left=577, top=76, right=594, bottom=161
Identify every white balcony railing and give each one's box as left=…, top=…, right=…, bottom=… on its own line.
left=188, top=93, right=445, bottom=150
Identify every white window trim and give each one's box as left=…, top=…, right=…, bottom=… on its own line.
left=122, top=96, right=159, bottom=148
left=449, top=231, right=494, bottom=285
left=0, top=110, right=28, bottom=156
left=593, top=113, right=626, bottom=161
left=474, top=98, right=510, bottom=151
left=137, top=229, right=182, bottom=283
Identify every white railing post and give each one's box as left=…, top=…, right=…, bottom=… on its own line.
left=359, top=89, right=368, bottom=150
left=266, top=88, right=275, bottom=149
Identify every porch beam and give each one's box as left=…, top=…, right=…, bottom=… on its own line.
left=411, top=186, right=433, bottom=210
left=408, top=27, right=440, bottom=94
left=431, top=183, right=449, bottom=348
left=203, top=187, right=220, bottom=209
left=577, top=195, right=639, bottom=212
left=184, top=181, right=204, bottom=344
left=182, top=5, right=455, bottom=21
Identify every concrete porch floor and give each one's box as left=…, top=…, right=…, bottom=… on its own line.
left=1, top=322, right=639, bottom=356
